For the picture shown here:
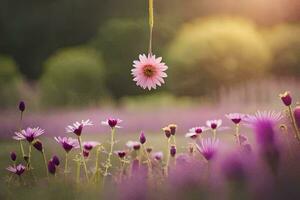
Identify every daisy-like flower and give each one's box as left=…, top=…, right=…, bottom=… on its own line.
left=83, top=141, right=100, bottom=151
left=65, top=119, right=93, bottom=136
left=185, top=126, right=208, bottom=139
left=131, top=54, right=168, bottom=90
left=13, top=127, right=45, bottom=143
left=101, top=118, right=122, bottom=129
left=225, top=113, right=245, bottom=124
left=126, top=141, right=141, bottom=151
left=206, top=120, right=223, bottom=130
left=153, top=152, right=163, bottom=161
left=6, top=164, right=26, bottom=176
left=114, top=150, right=127, bottom=159
left=54, top=136, right=79, bottom=153
left=244, top=111, right=283, bottom=126
left=196, top=138, right=219, bottom=161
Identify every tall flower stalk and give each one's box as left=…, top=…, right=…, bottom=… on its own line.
left=77, top=136, right=89, bottom=181
left=148, top=0, right=154, bottom=55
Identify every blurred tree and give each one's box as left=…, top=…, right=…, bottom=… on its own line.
left=264, top=24, right=300, bottom=77
left=0, top=55, right=22, bottom=108
left=39, top=47, right=105, bottom=107
left=167, top=17, right=271, bottom=97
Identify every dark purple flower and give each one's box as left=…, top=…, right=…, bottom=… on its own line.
left=33, top=140, right=43, bottom=152
left=83, top=150, right=89, bottom=158
left=19, top=101, right=25, bottom=112
left=115, top=150, right=126, bottom=158
left=51, top=155, right=60, bottom=166
left=126, top=141, right=141, bottom=151
left=139, top=132, right=146, bottom=144
left=225, top=113, right=245, bottom=124
left=280, top=91, right=292, bottom=106
left=168, top=124, right=177, bottom=135
left=83, top=141, right=100, bottom=151
left=294, top=106, right=300, bottom=129
left=253, top=119, right=276, bottom=146
left=10, top=152, right=17, bottom=161
left=101, top=118, right=122, bottom=129
left=7, top=164, right=26, bottom=176
left=13, top=127, right=45, bottom=143
left=66, top=119, right=93, bottom=136
left=54, top=136, right=79, bottom=153
left=153, top=152, right=163, bottom=161
left=162, top=127, right=171, bottom=138
left=196, top=138, right=219, bottom=161
left=170, top=146, right=176, bottom=157
left=48, top=160, right=56, bottom=174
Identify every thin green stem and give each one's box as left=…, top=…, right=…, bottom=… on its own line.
left=64, top=153, right=68, bottom=174
left=27, top=144, right=32, bottom=170
left=148, top=0, right=154, bottom=55
left=235, top=124, right=241, bottom=146
left=165, top=138, right=171, bottom=176
left=42, top=150, right=49, bottom=177
left=94, top=147, right=101, bottom=183
left=288, top=106, right=300, bottom=141
left=76, top=156, right=81, bottom=184
left=103, top=128, right=115, bottom=184
left=78, top=136, right=89, bottom=182
left=213, top=130, right=217, bottom=140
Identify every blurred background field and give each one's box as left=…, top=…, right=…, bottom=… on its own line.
left=0, top=0, right=300, bottom=137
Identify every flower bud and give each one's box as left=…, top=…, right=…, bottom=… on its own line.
left=280, top=91, right=292, bottom=106
left=51, top=155, right=60, bottom=166
left=146, top=147, right=152, bottom=153
left=162, top=127, right=171, bottom=138
left=139, top=132, right=146, bottom=144
left=33, top=140, right=43, bottom=152
left=108, top=118, right=118, bottom=128
left=170, top=145, right=176, bottom=157
left=10, top=152, right=17, bottom=161
left=168, top=124, right=177, bottom=136
left=83, top=150, right=89, bottom=158
left=48, top=161, right=56, bottom=175
left=18, top=101, right=25, bottom=112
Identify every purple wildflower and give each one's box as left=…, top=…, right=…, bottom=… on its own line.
left=294, top=106, right=300, bottom=129
left=6, top=164, right=26, bottom=176
left=54, top=136, right=79, bottom=153
left=13, top=127, right=45, bottom=143
left=168, top=124, right=177, bottom=136
left=48, top=160, right=56, bottom=175
left=101, top=118, right=122, bottom=129
left=225, top=113, right=245, bottom=124
left=83, top=141, right=100, bottom=151
left=222, top=155, right=246, bottom=183
left=115, top=150, right=127, bottom=159
left=153, top=152, right=163, bottom=161
left=126, top=141, right=141, bottom=151
left=162, top=127, right=171, bottom=138
left=33, top=140, right=43, bottom=152
left=170, top=146, right=176, bottom=157
left=18, top=101, right=25, bottom=112
left=279, top=91, right=292, bottom=106
left=139, top=132, right=146, bottom=144
left=65, top=119, right=93, bottom=136
left=51, top=155, right=60, bottom=166
left=10, top=152, right=17, bottom=161
left=185, top=126, right=208, bottom=139
left=244, top=111, right=283, bottom=126
left=196, top=138, right=219, bottom=161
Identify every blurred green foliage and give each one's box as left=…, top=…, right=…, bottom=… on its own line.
left=39, top=47, right=105, bottom=107
left=0, top=55, right=21, bottom=108
left=166, top=17, right=271, bottom=96
left=264, top=24, right=300, bottom=77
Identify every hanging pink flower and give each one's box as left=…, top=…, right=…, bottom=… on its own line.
left=131, top=54, right=168, bottom=90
